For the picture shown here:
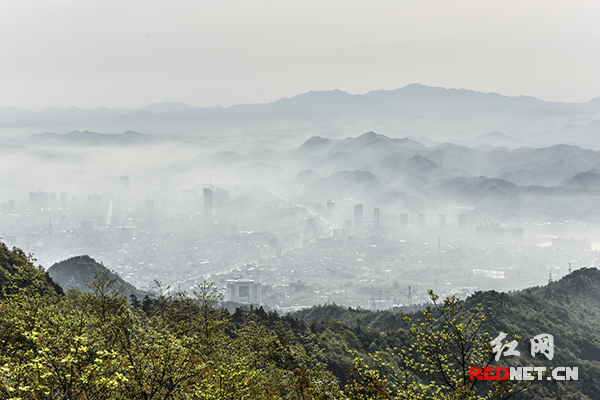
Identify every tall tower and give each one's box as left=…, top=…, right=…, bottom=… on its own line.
left=374, top=207, right=381, bottom=230
left=203, top=188, right=213, bottom=216
left=354, top=204, right=363, bottom=229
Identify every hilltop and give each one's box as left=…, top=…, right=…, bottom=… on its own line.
left=47, top=255, right=150, bottom=299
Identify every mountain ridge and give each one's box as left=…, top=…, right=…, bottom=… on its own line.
left=47, top=255, right=151, bottom=300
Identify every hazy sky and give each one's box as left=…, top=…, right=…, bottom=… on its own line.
left=2, top=1, right=600, bottom=110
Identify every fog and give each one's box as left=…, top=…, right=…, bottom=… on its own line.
left=2, top=85, right=600, bottom=311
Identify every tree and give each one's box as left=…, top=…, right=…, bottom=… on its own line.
left=130, top=293, right=141, bottom=308
left=0, top=285, right=127, bottom=399
left=353, top=290, right=533, bottom=399
left=0, top=270, right=343, bottom=400
left=345, top=351, right=389, bottom=400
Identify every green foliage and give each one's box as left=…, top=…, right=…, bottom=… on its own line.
left=0, top=264, right=343, bottom=399
left=394, top=290, right=494, bottom=397
left=342, top=290, right=536, bottom=400
left=0, top=242, right=63, bottom=297
left=344, top=351, right=389, bottom=400
left=6, top=245, right=600, bottom=399
left=293, top=303, right=409, bottom=331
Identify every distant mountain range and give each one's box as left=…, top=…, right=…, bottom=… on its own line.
left=3, top=84, right=600, bottom=147
left=10, top=127, right=600, bottom=222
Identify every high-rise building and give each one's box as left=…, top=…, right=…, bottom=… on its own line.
left=203, top=188, right=213, bottom=215
left=1, top=200, right=15, bottom=213
left=213, top=187, right=230, bottom=206
left=367, top=298, right=394, bottom=311
left=226, top=279, right=262, bottom=304
left=476, top=221, right=504, bottom=244
left=374, top=207, right=381, bottom=230
left=204, top=186, right=229, bottom=215
left=354, top=204, right=363, bottom=229
left=507, top=226, right=524, bottom=243
left=29, top=191, right=49, bottom=209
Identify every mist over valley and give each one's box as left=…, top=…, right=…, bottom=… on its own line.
left=2, top=85, right=600, bottom=311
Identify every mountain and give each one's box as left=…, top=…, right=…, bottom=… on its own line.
left=310, top=170, right=384, bottom=199
left=327, top=132, right=426, bottom=154
left=490, top=145, right=600, bottom=185
left=11, top=127, right=600, bottom=223
left=562, top=170, right=600, bottom=190
left=289, top=267, right=600, bottom=399
left=424, top=176, right=521, bottom=201
left=290, top=136, right=336, bottom=160
left=527, top=118, right=600, bottom=148
left=3, top=84, right=600, bottom=140
left=401, top=155, right=441, bottom=175
left=292, top=169, right=321, bottom=186
left=105, top=131, right=600, bottom=194
left=496, top=169, right=565, bottom=187
left=464, top=131, right=527, bottom=148
left=24, top=130, right=182, bottom=146
left=365, top=84, right=547, bottom=113
left=47, top=255, right=150, bottom=299
left=142, top=102, right=195, bottom=113
left=462, top=268, right=600, bottom=398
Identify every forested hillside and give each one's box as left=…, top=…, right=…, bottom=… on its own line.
left=287, top=269, right=600, bottom=399
left=2, top=244, right=600, bottom=399
left=47, top=255, right=151, bottom=299
left=0, top=242, right=63, bottom=297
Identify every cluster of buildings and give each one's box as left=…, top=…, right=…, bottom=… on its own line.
left=476, top=221, right=524, bottom=245
left=0, top=180, right=596, bottom=312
